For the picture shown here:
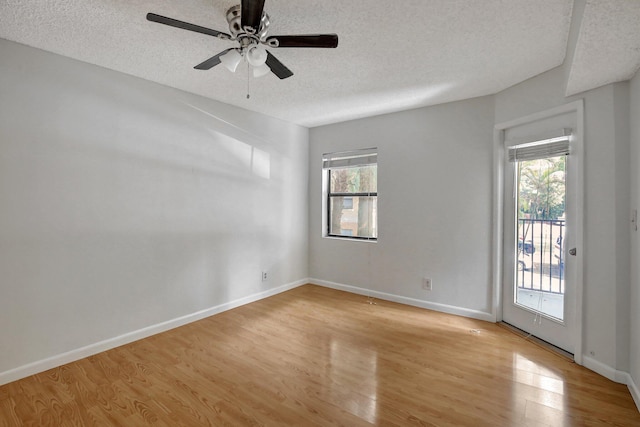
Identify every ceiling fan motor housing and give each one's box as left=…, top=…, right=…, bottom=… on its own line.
left=226, top=5, right=269, bottom=41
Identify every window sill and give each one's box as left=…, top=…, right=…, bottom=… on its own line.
left=323, top=235, right=378, bottom=243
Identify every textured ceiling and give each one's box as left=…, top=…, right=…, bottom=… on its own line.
left=0, top=0, right=638, bottom=127
left=566, top=0, right=640, bottom=96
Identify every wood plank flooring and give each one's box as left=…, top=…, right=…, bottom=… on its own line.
left=1, top=284, right=638, bottom=426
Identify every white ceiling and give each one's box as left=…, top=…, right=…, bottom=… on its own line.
left=566, top=0, right=640, bottom=96
left=1, top=0, right=638, bottom=127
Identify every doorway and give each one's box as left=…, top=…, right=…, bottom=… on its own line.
left=494, top=101, right=584, bottom=359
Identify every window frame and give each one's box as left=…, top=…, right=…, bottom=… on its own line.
left=323, top=148, right=378, bottom=241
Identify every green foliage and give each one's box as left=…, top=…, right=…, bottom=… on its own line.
left=330, top=165, right=377, bottom=193
left=517, top=156, right=565, bottom=220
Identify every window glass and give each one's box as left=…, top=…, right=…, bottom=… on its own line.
left=327, top=164, right=377, bottom=240
left=329, top=165, right=377, bottom=193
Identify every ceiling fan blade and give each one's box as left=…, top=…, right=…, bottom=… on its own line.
left=265, top=51, right=293, bottom=80
left=147, top=13, right=231, bottom=40
left=194, top=49, right=234, bottom=70
left=241, top=0, right=265, bottom=32
left=266, top=34, right=339, bottom=48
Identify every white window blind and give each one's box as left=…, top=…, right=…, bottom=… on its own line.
left=508, top=129, right=572, bottom=162
left=322, top=148, right=377, bottom=169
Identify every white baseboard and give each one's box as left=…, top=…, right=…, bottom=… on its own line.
left=582, top=355, right=625, bottom=383
left=0, top=279, right=308, bottom=386
left=582, top=356, right=640, bottom=412
left=4, top=278, right=639, bottom=414
left=309, top=278, right=495, bottom=322
left=629, top=374, right=640, bottom=412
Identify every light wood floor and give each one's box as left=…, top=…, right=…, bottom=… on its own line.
left=1, top=284, right=638, bottom=426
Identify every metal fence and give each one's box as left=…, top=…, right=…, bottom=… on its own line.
left=517, top=218, right=565, bottom=295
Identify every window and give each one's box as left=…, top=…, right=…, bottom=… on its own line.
left=323, top=148, right=377, bottom=240
left=343, top=197, right=353, bottom=210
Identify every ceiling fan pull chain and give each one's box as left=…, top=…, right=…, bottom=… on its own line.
left=246, top=61, right=251, bottom=99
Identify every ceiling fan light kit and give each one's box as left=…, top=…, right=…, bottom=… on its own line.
left=252, top=63, right=271, bottom=78
left=146, top=0, right=338, bottom=83
left=220, top=49, right=243, bottom=72
left=246, top=44, right=268, bottom=67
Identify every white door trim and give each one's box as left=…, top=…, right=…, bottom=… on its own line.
left=492, top=100, right=584, bottom=365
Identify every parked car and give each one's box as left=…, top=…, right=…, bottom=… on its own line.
left=518, top=238, right=535, bottom=254
left=517, top=251, right=533, bottom=271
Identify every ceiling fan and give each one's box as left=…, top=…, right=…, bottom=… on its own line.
left=147, top=0, right=339, bottom=80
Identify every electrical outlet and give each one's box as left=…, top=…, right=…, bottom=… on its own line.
left=262, top=271, right=268, bottom=282
left=422, top=278, right=432, bottom=291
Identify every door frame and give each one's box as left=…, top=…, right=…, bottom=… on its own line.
left=492, top=100, right=584, bottom=365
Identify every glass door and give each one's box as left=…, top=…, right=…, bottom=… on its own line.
left=515, top=156, right=566, bottom=321
left=500, top=106, right=582, bottom=356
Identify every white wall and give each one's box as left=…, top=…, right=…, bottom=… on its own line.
left=309, top=97, right=495, bottom=319
left=495, top=67, right=631, bottom=374
left=0, top=39, right=309, bottom=381
left=613, top=82, right=631, bottom=372
left=630, top=69, right=640, bottom=399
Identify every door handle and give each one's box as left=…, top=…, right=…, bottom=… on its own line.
left=569, top=248, right=577, bottom=256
